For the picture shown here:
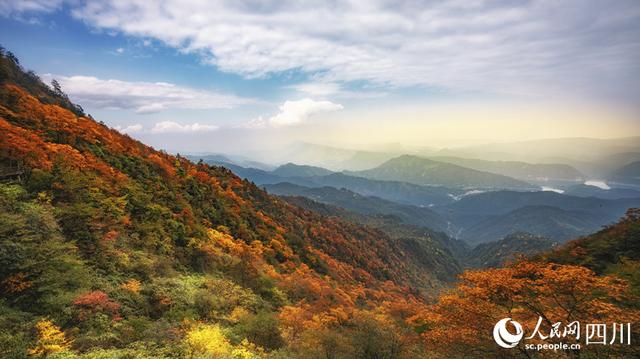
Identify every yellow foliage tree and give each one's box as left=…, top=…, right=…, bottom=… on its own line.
left=28, top=319, right=71, bottom=357
left=185, top=324, right=232, bottom=357
left=120, top=279, right=141, bottom=294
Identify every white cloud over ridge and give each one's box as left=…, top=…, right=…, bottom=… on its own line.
left=41, top=74, right=256, bottom=114
left=114, top=123, right=143, bottom=134
left=248, top=98, right=343, bottom=128
left=113, top=122, right=218, bottom=135
left=151, top=121, right=218, bottom=134
left=60, top=0, right=640, bottom=101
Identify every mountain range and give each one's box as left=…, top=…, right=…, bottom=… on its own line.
left=348, top=155, right=536, bottom=190
left=191, top=157, right=640, bottom=245
left=427, top=156, right=584, bottom=183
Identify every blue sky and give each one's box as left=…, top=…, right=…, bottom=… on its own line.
left=1, top=1, right=639, bottom=156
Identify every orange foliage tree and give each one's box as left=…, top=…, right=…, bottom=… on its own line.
left=72, top=290, right=121, bottom=321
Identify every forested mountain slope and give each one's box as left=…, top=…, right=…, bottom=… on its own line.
left=264, top=182, right=447, bottom=232
left=0, top=51, right=437, bottom=358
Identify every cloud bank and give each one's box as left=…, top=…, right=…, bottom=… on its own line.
left=248, top=98, right=343, bottom=128
left=41, top=74, right=256, bottom=114
left=57, top=0, right=640, bottom=101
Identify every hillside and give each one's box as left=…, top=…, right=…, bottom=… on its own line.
left=459, top=205, right=602, bottom=244
left=542, top=208, right=640, bottom=274
left=277, top=195, right=466, bottom=282
left=465, top=232, right=557, bottom=268
left=350, top=155, right=535, bottom=189
left=264, top=182, right=447, bottom=232
left=0, top=52, right=439, bottom=358
left=611, top=160, right=640, bottom=185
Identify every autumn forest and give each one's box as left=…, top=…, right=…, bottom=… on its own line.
left=1, top=19, right=640, bottom=359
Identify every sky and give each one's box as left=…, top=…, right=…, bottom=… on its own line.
left=1, top=0, right=639, bottom=157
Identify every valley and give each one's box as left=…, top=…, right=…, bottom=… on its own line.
left=192, top=155, right=640, bottom=251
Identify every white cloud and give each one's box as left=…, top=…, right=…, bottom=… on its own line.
left=114, top=123, right=143, bottom=134
left=41, top=74, right=256, bottom=114
left=135, top=103, right=165, bottom=114
left=151, top=121, right=218, bottom=134
left=9, top=1, right=640, bottom=101
left=115, top=47, right=124, bottom=54
left=248, top=98, right=343, bottom=128
left=60, top=0, right=640, bottom=101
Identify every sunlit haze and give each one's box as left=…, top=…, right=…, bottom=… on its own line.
left=1, top=0, right=639, bottom=159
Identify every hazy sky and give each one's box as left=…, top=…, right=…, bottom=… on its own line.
left=1, top=0, right=639, bottom=154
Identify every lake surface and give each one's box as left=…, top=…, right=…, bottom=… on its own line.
left=584, top=180, right=610, bottom=190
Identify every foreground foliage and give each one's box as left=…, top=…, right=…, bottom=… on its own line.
left=422, top=210, right=640, bottom=358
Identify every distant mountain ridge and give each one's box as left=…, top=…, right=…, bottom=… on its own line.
left=349, top=155, right=535, bottom=189
left=280, top=142, right=395, bottom=171
left=437, top=137, right=640, bottom=165
left=194, top=159, right=640, bottom=245
left=194, top=158, right=465, bottom=207
left=271, top=163, right=334, bottom=177
left=428, top=156, right=584, bottom=182
left=185, top=154, right=275, bottom=171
